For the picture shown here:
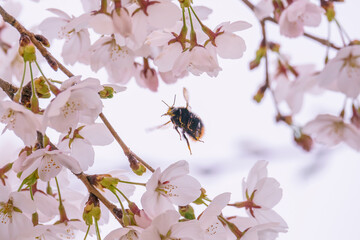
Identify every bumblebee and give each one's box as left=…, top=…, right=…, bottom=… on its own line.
left=160, top=88, right=204, bottom=154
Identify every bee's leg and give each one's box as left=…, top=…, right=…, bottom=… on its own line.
left=174, top=126, right=182, bottom=140
left=182, top=132, right=192, bottom=155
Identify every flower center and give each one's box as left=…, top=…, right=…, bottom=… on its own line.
left=61, top=100, right=81, bottom=119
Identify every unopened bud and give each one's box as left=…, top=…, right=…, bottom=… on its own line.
left=83, top=194, right=101, bottom=225
left=122, top=213, right=131, bottom=226
left=129, top=202, right=140, bottom=216
left=30, top=94, right=40, bottom=113
left=268, top=42, right=280, bottom=52
left=179, top=205, right=195, bottom=220
left=193, top=188, right=207, bottom=205
left=253, top=85, right=267, bottom=103
left=276, top=114, right=293, bottom=125
left=34, top=34, right=50, bottom=47
left=294, top=133, right=313, bottom=152
left=19, top=34, right=31, bottom=47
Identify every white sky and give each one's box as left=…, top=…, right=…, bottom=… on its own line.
left=1, top=0, right=360, bottom=239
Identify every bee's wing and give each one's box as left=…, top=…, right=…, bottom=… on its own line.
left=146, top=120, right=172, bottom=132
left=183, top=87, right=190, bottom=108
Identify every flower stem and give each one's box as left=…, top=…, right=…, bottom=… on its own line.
left=13, top=62, right=26, bottom=102
left=83, top=224, right=91, bottom=240
left=94, top=218, right=102, bottom=240
left=114, top=187, right=131, bottom=203
left=118, top=179, right=146, bottom=186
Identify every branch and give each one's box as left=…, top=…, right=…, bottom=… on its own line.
left=0, top=5, right=154, bottom=173
left=0, top=6, right=73, bottom=77
left=0, top=77, right=17, bottom=99
left=75, top=172, right=124, bottom=226
left=241, top=0, right=341, bottom=50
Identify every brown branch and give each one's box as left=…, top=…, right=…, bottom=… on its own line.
left=241, top=0, right=341, bottom=50
left=0, top=6, right=73, bottom=77
left=99, top=113, right=155, bottom=172
left=0, top=77, right=17, bottom=99
left=75, top=172, right=124, bottom=226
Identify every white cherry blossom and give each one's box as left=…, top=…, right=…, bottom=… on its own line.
left=13, top=145, right=82, bottom=182
left=228, top=217, right=287, bottom=240
left=141, top=160, right=201, bottom=218
left=0, top=100, right=41, bottom=146
left=39, top=9, right=91, bottom=65
left=0, top=185, right=35, bottom=240
left=242, top=161, right=287, bottom=228
left=303, top=114, right=360, bottom=150
left=104, top=226, right=142, bottom=240
left=42, top=76, right=103, bottom=133
left=58, top=123, right=114, bottom=171
left=210, top=21, right=251, bottom=59
left=279, top=0, right=324, bottom=38
left=199, top=192, right=231, bottom=240
left=318, top=45, right=360, bottom=98
left=254, top=0, right=274, bottom=20
left=139, top=210, right=204, bottom=240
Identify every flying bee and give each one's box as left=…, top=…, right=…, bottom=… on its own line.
left=160, top=88, right=204, bottom=155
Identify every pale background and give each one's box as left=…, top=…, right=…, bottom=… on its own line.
left=1, top=0, right=360, bottom=239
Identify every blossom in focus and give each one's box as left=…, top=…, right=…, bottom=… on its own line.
left=0, top=185, right=35, bottom=240
left=279, top=0, right=324, bottom=38
left=208, top=21, right=251, bottom=59
left=39, top=9, right=91, bottom=65
left=42, top=76, right=103, bottom=133
left=227, top=216, right=287, bottom=240
left=141, top=160, right=201, bottom=218
left=139, top=210, right=203, bottom=240
left=104, top=226, right=142, bottom=240
left=303, top=114, right=360, bottom=150
left=318, top=45, right=360, bottom=98
left=58, top=123, right=114, bottom=171
left=199, top=192, right=231, bottom=240
left=0, top=100, right=41, bottom=146
left=241, top=161, right=287, bottom=228
left=13, top=145, right=82, bottom=182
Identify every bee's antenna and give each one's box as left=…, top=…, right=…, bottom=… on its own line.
left=172, top=95, right=176, bottom=107
left=162, top=100, right=171, bottom=108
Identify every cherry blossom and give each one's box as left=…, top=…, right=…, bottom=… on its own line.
left=199, top=192, right=231, bottom=240
left=318, top=45, right=360, bottom=98
left=104, top=226, right=142, bottom=240
left=0, top=100, right=41, bottom=146
left=58, top=123, right=114, bottom=171
left=139, top=210, right=204, bottom=240
left=141, top=160, right=201, bottom=218
left=254, top=0, right=274, bottom=20
left=303, top=114, right=360, bottom=150
left=42, top=76, right=103, bottom=133
left=0, top=185, right=35, bottom=240
left=13, top=145, right=82, bottom=182
left=209, top=21, right=251, bottom=59
left=39, top=9, right=91, bottom=65
left=242, top=161, right=287, bottom=228
left=279, top=0, right=324, bottom=38
left=228, top=217, right=287, bottom=240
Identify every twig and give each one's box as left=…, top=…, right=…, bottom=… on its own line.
left=241, top=0, right=341, bottom=50
left=99, top=113, right=155, bottom=172
left=0, top=6, right=73, bottom=77
left=0, top=77, right=17, bottom=99
left=75, top=172, right=124, bottom=226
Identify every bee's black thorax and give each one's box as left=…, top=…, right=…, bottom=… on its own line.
left=170, top=107, right=204, bottom=140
